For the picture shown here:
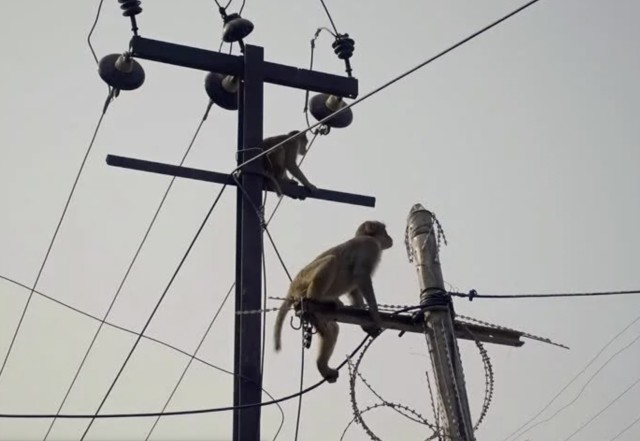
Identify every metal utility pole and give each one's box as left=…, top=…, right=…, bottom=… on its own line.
left=406, top=203, right=475, bottom=441
left=97, top=7, right=371, bottom=440
left=300, top=203, right=557, bottom=440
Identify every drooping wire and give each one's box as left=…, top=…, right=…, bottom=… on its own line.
left=304, top=27, right=335, bottom=134
left=231, top=128, right=321, bottom=440
left=143, top=272, right=284, bottom=441
left=501, top=313, right=640, bottom=441
left=234, top=175, right=307, bottom=440
left=560, top=375, right=640, bottom=441
left=0, top=0, right=545, bottom=423
left=318, top=0, right=339, bottom=35
left=0, top=334, right=371, bottom=419
left=259, top=132, right=320, bottom=440
left=293, top=327, right=306, bottom=441
left=237, top=0, right=545, bottom=174
left=42, top=101, right=214, bottom=440
left=79, top=182, right=230, bottom=439
left=258, top=214, right=286, bottom=441
left=87, top=0, right=105, bottom=65
left=0, top=274, right=285, bottom=435
left=0, top=97, right=110, bottom=385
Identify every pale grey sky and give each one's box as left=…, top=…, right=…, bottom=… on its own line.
left=1, top=0, right=639, bottom=440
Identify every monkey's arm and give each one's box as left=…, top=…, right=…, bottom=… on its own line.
left=284, top=155, right=318, bottom=193
left=348, top=289, right=381, bottom=336
left=353, top=274, right=383, bottom=339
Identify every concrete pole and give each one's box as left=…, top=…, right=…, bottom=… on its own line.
left=406, top=203, right=475, bottom=441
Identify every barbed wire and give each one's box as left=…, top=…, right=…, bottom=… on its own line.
left=345, top=334, right=441, bottom=441
left=459, top=325, right=494, bottom=431
left=340, top=326, right=498, bottom=441
left=456, top=314, right=568, bottom=350
left=425, top=369, right=443, bottom=440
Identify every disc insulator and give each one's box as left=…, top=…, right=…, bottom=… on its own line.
left=98, top=53, right=145, bottom=91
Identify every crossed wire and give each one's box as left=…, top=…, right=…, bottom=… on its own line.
left=0, top=0, right=548, bottom=427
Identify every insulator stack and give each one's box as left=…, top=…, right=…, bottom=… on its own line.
left=332, top=34, right=355, bottom=60
left=118, top=0, right=142, bottom=35
left=332, top=33, right=355, bottom=77
left=118, top=0, right=142, bottom=17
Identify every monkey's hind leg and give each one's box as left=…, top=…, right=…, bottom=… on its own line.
left=314, top=319, right=340, bottom=383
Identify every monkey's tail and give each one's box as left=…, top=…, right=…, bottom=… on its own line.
left=274, top=295, right=294, bottom=352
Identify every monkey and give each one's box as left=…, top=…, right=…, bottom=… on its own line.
left=259, top=130, right=318, bottom=198
left=273, top=220, right=393, bottom=383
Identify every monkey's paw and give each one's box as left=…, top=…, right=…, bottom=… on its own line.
left=297, top=184, right=317, bottom=200
left=321, top=368, right=339, bottom=383
left=361, top=324, right=383, bottom=338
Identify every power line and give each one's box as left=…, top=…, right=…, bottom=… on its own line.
left=87, top=0, right=105, bottom=65
left=235, top=165, right=312, bottom=440
left=318, top=0, right=339, bottom=35
left=0, top=286, right=421, bottom=421
left=512, top=332, right=640, bottom=441
left=608, top=413, right=640, bottom=441
left=501, top=313, right=640, bottom=441
left=293, top=329, right=306, bottom=441
left=453, top=289, right=640, bottom=301
left=0, top=275, right=215, bottom=368
left=258, top=220, right=286, bottom=441
left=0, top=273, right=285, bottom=426
left=43, top=102, right=213, bottom=440
left=235, top=0, right=545, bottom=176
left=144, top=282, right=235, bottom=440
left=0, top=0, right=545, bottom=428
left=0, top=335, right=371, bottom=419
left=561, top=375, right=640, bottom=441
left=79, top=182, right=230, bottom=438
left=0, top=100, right=110, bottom=384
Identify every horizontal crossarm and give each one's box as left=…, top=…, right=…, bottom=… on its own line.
left=129, top=36, right=359, bottom=98
left=106, top=154, right=376, bottom=207
left=298, top=300, right=525, bottom=347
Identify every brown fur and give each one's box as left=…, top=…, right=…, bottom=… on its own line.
left=274, top=221, right=393, bottom=383
left=259, top=130, right=318, bottom=197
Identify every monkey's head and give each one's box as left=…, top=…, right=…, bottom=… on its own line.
left=356, top=221, right=393, bottom=250
left=288, top=130, right=309, bottom=155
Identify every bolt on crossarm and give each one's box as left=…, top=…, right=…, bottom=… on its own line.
left=406, top=204, right=475, bottom=441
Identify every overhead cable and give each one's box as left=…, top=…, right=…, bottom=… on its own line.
left=235, top=0, right=544, bottom=174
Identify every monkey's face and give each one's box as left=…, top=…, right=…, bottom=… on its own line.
left=297, top=135, right=309, bottom=155
left=357, top=221, right=394, bottom=250
left=376, top=227, right=394, bottom=250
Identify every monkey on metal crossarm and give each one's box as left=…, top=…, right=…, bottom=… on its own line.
left=273, top=220, right=393, bottom=383
left=259, top=130, right=318, bottom=198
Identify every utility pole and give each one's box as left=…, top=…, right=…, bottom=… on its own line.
left=96, top=5, right=371, bottom=440
left=406, top=203, right=475, bottom=440
left=300, top=202, right=543, bottom=440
